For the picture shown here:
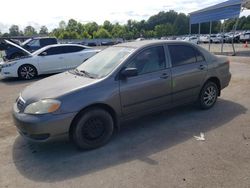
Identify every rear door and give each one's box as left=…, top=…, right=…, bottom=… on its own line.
left=61, top=46, right=86, bottom=70
left=119, top=45, right=172, bottom=116
left=37, top=46, right=66, bottom=74
left=168, top=44, right=207, bottom=105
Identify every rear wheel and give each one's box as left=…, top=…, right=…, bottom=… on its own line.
left=72, top=108, right=114, bottom=150
left=18, top=64, right=37, bottom=80
left=199, top=81, right=218, bottom=109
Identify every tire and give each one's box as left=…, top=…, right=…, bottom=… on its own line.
left=199, top=81, right=219, bottom=110
left=72, top=108, right=114, bottom=150
left=18, top=64, right=37, bottom=80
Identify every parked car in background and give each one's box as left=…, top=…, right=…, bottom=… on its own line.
left=210, top=34, right=221, bottom=43
left=21, top=37, right=57, bottom=52
left=199, top=35, right=210, bottom=43
left=1, top=39, right=32, bottom=60
left=0, top=44, right=100, bottom=79
left=183, top=36, right=199, bottom=44
left=224, top=33, right=240, bottom=43
left=240, top=31, right=250, bottom=42
left=1, top=37, right=58, bottom=60
left=12, top=40, right=231, bottom=150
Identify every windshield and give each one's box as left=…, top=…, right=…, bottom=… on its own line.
left=76, top=46, right=134, bottom=78
left=21, top=39, right=32, bottom=46
left=32, top=47, right=47, bottom=56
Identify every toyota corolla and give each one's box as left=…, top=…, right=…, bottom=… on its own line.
left=13, top=40, right=231, bottom=149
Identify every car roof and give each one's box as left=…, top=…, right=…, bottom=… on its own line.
left=31, top=37, right=56, bottom=40
left=32, top=43, right=92, bottom=56
left=115, top=40, right=194, bottom=49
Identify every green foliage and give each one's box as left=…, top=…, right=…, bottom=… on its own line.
left=4, top=11, right=250, bottom=40
left=39, top=26, right=48, bottom=35
left=94, top=28, right=111, bottom=38
left=155, top=24, right=174, bottom=37
left=24, top=26, right=37, bottom=36
left=9, top=25, right=20, bottom=36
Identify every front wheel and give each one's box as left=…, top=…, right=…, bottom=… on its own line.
left=72, top=108, right=114, bottom=150
left=18, top=64, right=37, bottom=80
left=199, top=82, right=219, bottom=110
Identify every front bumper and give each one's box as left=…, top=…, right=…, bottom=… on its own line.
left=12, top=105, right=77, bottom=142
left=0, top=65, right=18, bottom=78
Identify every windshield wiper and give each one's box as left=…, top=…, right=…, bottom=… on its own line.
left=79, top=70, right=94, bottom=78
left=71, top=69, right=96, bottom=79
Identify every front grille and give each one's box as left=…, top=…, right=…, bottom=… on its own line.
left=16, top=97, right=25, bottom=112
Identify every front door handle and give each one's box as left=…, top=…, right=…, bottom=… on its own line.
left=160, top=73, right=169, bottom=79
left=199, top=65, right=206, bottom=70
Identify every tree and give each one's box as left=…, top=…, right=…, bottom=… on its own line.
left=173, top=13, right=189, bottom=35
left=111, top=23, right=126, bottom=38
left=155, top=24, right=174, bottom=37
left=85, top=22, right=99, bottom=38
left=103, top=20, right=113, bottom=33
left=94, top=28, right=111, bottom=38
left=24, top=26, right=37, bottom=36
left=66, top=19, right=78, bottom=33
left=39, top=26, right=48, bottom=35
left=59, top=20, right=66, bottom=30
left=9, top=25, right=20, bottom=36
left=81, top=31, right=91, bottom=39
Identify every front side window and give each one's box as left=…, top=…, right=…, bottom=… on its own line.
left=127, top=46, right=166, bottom=75
left=43, top=47, right=64, bottom=56
left=169, top=45, right=197, bottom=66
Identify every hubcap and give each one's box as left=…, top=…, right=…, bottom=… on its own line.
left=20, top=66, right=35, bottom=79
left=203, top=86, right=217, bottom=106
left=82, top=118, right=105, bottom=140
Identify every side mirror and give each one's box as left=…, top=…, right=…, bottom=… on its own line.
left=121, top=67, right=138, bottom=78
left=40, top=52, right=47, bottom=56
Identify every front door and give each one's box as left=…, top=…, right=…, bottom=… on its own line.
left=38, top=46, right=66, bottom=74
left=119, top=45, right=172, bottom=116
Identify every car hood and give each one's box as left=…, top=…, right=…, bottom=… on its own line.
left=21, top=71, right=99, bottom=104
left=4, top=39, right=31, bottom=56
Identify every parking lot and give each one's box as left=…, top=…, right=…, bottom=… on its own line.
left=0, top=54, right=250, bottom=187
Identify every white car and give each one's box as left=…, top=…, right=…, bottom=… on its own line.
left=183, top=36, right=199, bottom=44
left=0, top=43, right=100, bottom=79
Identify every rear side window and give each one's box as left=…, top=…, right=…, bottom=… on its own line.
left=127, top=46, right=166, bottom=75
left=62, top=46, right=84, bottom=53
left=168, top=45, right=205, bottom=67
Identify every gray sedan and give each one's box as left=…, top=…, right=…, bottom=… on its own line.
left=13, top=40, right=231, bottom=149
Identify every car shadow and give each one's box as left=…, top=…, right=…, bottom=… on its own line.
left=12, top=99, right=247, bottom=182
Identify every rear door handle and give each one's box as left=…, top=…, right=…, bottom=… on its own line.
left=199, top=65, right=206, bottom=70
left=160, top=73, right=169, bottom=79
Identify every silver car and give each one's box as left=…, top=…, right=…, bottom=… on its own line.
left=13, top=40, right=231, bottom=149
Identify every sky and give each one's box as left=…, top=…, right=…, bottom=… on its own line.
left=0, top=0, right=249, bottom=33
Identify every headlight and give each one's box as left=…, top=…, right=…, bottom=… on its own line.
left=24, top=99, right=61, bottom=114
left=2, top=62, right=17, bottom=68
